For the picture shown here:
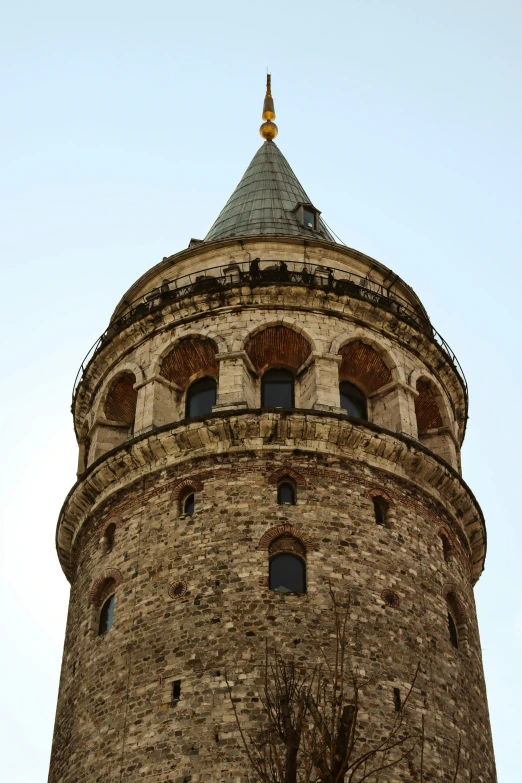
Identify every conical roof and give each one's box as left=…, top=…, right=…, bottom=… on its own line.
left=204, top=140, right=335, bottom=242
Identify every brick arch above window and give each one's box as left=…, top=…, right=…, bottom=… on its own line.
left=366, top=488, right=395, bottom=506
left=245, top=325, right=312, bottom=375
left=269, top=534, right=306, bottom=559
left=415, top=379, right=444, bottom=433
left=89, top=568, right=123, bottom=606
left=339, top=341, right=392, bottom=395
left=267, top=467, right=306, bottom=488
left=171, top=477, right=204, bottom=502
left=160, top=336, right=218, bottom=388
left=104, top=373, right=138, bottom=424
left=259, top=524, right=316, bottom=552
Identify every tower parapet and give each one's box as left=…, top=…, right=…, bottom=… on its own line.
left=49, top=79, right=496, bottom=783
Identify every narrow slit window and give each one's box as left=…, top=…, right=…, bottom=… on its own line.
left=183, top=493, right=195, bottom=516
left=393, top=688, right=401, bottom=712
left=105, top=523, right=116, bottom=553
left=98, top=594, right=115, bottom=636
left=278, top=482, right=296, bottom=505
left=172, top=680, right=181, bottom=701
left=448, top=612, right=459, bottom=649
left=441, top=534, right=452, bottom=564
left=373, top=497, right=389, bottom=527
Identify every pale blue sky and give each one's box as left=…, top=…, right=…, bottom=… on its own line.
left=0, top=1, right=520, bottom=780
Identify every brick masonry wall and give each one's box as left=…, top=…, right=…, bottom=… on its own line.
left=50, top=239, right=495, bottom=782
left=49, top=444, right=495, bottom=782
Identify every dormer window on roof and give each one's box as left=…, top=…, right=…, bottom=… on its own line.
left=292, top=202, right=321, bottom=233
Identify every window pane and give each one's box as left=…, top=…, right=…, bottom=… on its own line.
left=184, top=494, right=195, bottom=516
left=374, top=498, right=386, bottom=526
left=98, top=594, right=115, bottom=636
left=303, top=208, right=315, bottom=229
left=269, top=554, right=305, bottom=594
left=187, top=377, right=216, bottom=418
left=448, top=612, right=458, bottom=648
left=278, top=482, right=295, bottom=505
left=340, top=381, right=367, bottom=420
left=262, top=369, right=294, bottom=408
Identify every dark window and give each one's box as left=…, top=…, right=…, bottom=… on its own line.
left=303, top=207, right=316, bottom=230
left=262, top=368, right=294, bottom=408
left=186, top=376, right=216, bottom=418
left=269, top=553, right=306, bottom=594
left=172, top=680, right=181, bottom=701
left=98, top=594, right=115, bottom=636
left=441, top=535, right=452, bottom=563
left=105, top=523, right=116, bottom=553
left=373, top=497, right=388, bottom=527
left=183, top=493, right=195, bottom=516
left=393, top=688, right=401, bottom=712
left=340, top=381, right=367, bottom=420
left=278, top=482, right=296, bottom=505
left=448, top=612, right=458, bottom=648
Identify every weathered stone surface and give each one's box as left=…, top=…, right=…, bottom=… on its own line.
left=49, top=236, right=495, bottom=782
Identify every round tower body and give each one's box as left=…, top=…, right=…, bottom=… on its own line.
left=49, top=135, right=496, bottom=782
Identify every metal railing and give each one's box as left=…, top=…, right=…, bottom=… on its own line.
left=72, top=259, right=468, bottom=405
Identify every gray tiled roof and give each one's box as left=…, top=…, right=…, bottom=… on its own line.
left=204, top=140, right=335, bottom=242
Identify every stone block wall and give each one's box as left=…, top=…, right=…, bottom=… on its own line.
left=50, top=238, right=494, bottom=782
left=49, top=439, right=495, bottom=782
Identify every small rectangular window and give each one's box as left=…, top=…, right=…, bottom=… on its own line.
left=172, top=679, right=181, bottom=701
left=393, top=688, right=401, bottom=712
left=303, top=208, right=315, bottom=230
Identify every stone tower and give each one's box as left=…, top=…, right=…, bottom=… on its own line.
left=49, top=79, right=496, bottom=782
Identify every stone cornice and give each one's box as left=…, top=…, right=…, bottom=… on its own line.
left=56, top=409, right=486, bottom=584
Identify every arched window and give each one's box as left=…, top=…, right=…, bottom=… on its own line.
left=373, top=496, right=389, bottom=527
left=448, top=611, right=458, bottom=649
left=277, top=481, right=296, bottom=505
left=98, top=594, right=115, bottom=636
left=268, top=535, right=306, bottom=594
left=186, top=376, right=217, bottom=418
left=183, top=493, right=195, bottom=516
left=445, top=590, right=467, bottom=651
left=104, top=523, right=116, bottom=554
left=340, top=381, right=367, bottom=420
left=262, top=368, right=294, bottom=408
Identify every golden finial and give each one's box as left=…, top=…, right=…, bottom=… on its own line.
left=260, top=74, right=278, bottom=141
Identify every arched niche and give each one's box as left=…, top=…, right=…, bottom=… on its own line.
left=338, top=340, right=396, bottom=427
left=244, top=325, right=313, bottom=408
left=414, top=377, right=458, bottom=469
left=88, top=372, right=138, bottom=466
